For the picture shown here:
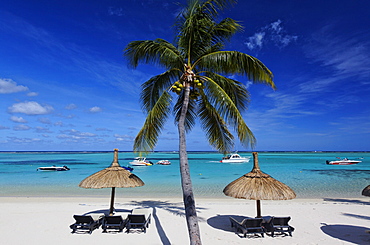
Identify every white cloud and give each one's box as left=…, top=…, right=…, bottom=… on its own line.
left=38, top=117, right=52, bottom=124
left=270, top=20, right=283, bottom=33
left=27, top=92, right=38, bottom=96
left=59, top=129, right=97, bottom=139
left=6, top=136, right=43, bottom=144
left=245, top=19, right=297, bottom=50
left=13, top=124, right=31, bottom=131
left=245, top=32, right=265, bottom=50
left=89, top=106, right=102, bottom=113
left=8, top=101, right=54, bottom=115
left=96, top=128, right=113, bottom=132
left=54, top=121, right=64, bottom=127
left=65, top=104, right=77, bottom=110
left=0, top=78, right=28, bottom=94
left=114, top=133, right=134, bottom=142
left=10, top=116, right=27, bottom=123
left=108, top=7, right=124, bottom=16
left=305, top=28, right=370, bottom=80
left=0, top=125, right=10, bottom=130
left=35, top=126, right=52, bottom=133
left=54, top=121, right=74, bottom=127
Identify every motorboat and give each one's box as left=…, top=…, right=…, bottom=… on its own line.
left=37, top=165, right=70, bottom=171
left=122, top=166, right=134, bottom=171
left=220, top=153, right=250, bottom=163
left=156, top=160, right=171, bottom=165
left=326, top=158, right=362, bottom=165
left=129, top=157, right=153, bottom=166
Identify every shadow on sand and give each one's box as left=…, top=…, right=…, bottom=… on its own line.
left=324, top=198, right=370, bottom=205
left=77, top=200, right=207, bottom=244
left=342, top=213, right=370, bottom=221
left=83, top=208, right=132, bottom=216
left=207, top=214, right=250, bottom=233
left=128, top=200, right=206, bottom=245
left=320, top=223, right=370, bottom=244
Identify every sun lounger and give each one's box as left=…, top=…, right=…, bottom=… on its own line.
left=264, top=216, right=295, bottom=237
left=126, top=208, right=152, bottom=233
left=229, top=217, right=265, bottom=238
left=102, top=215, right=127, bottom=232
left=70, top=214, right=104, bottom=234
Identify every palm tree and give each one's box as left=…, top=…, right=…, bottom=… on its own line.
left=124, top=0, right=275, bottom=244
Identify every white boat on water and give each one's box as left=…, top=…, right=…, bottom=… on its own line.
left=37, top=165, right=70, bottom=171
left=156, top=160, right=171, bottom=165
left=220, top=153, right=250, bottom=163
left=129, top=157, right=153, bottom=166
left=326, top=158, right=362, bottom=165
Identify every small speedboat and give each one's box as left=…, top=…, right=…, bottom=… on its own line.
left=123, top=166, right=134, bottom=171
left=156, top=160, right=171, bottom=165
left=220, top=153, right=250, bottom=163
left=326, top=158, right=362, bottom=165
left=129, top=157, right=153, bottom=166
left=37, top=165, right=70, bottom=171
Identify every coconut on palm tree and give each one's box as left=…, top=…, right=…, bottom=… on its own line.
left=124, top=0, right=275, bottom=244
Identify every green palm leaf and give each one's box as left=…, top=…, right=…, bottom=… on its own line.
left=198, top=93, right=234, bottom=153
left=141, top=69, right=181, bottom=112
left=202, top=72, right=250, bottom=111
left=126, top=2, right=276, bottom=243
left=133, top=91, right=172, bottom=153
left=197, top=51, right=275, bottom=87
left=124, top=39, right=183, bottom=69
left=204, top=76, right=256, bottom=148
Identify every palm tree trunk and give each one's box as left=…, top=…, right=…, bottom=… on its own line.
left=178, top=85, right=202, bottom=245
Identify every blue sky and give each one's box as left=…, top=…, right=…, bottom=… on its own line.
left=0, top=0, right=369, bottom=152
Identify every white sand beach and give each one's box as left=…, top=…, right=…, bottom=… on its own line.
left=0, top=196, right=369, bottom=245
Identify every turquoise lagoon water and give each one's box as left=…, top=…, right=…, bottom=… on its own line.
left=0, top=151, right=369, bottom=199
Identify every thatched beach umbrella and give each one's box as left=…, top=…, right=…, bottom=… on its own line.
left=79, top=149, right=144, bottom=215
left=362, top=185, right=370, bottom=197
left=223, top=152, right=296, bottom=218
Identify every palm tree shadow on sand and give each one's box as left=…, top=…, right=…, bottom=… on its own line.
left=127, top=200, right=207, bottom=245
left=324, top=198, right=370, bottom=205
left=320, top=223, right=370, bottom=244
left=77, top=199, right=207, bottom=243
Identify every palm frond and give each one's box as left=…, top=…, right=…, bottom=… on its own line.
left=202, top=72, right=250, bottom=112
left=134, top=91, right=172, bottom=153
left=204, top=76, right=256, bottom=148
left=200, top=0, right=237, bottom=18
left=175, top=0, right=237, bottom=62
left=124, top=39, right=183, bottom=69
left=209, top=17, right=242, bottom=44
left=197, top=51, right=275, bottom=88
left=198, top=92, right=234, bottom=153
left=141, top=69, right=181, bottom=112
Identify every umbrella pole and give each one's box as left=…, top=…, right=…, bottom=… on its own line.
left=109, top=187, right=116, bottom=215
left=256, top=200, right=261, bottom=218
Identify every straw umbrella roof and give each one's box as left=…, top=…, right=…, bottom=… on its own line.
left=223, top=152, right=296, bottom=217
left=79, top=149, right=144, bottom=215
left=79, top=149, right=144, bottom=189
left=362, top=185, right=370, bottom=197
